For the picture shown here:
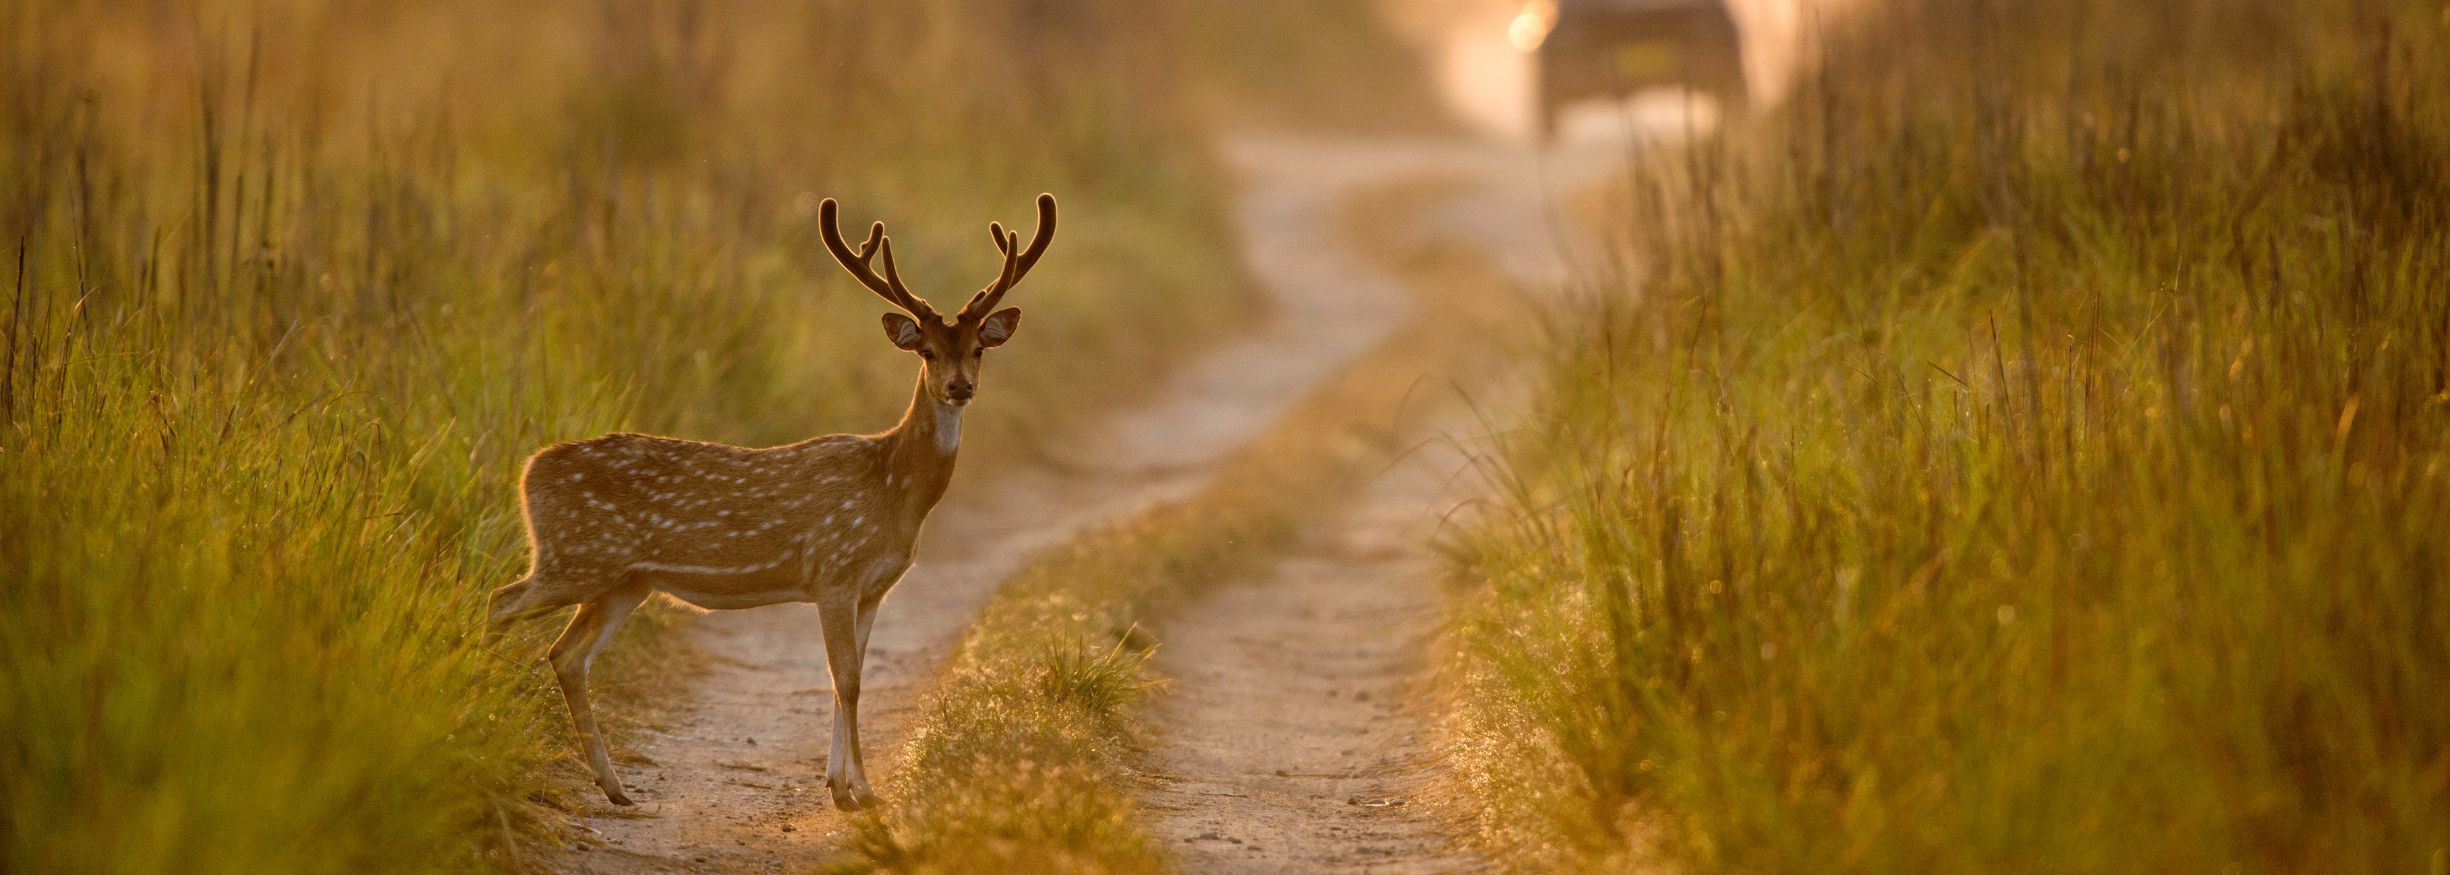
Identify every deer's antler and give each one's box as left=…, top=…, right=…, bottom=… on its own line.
left=959, top=193, right=1058, bottom=321
left=820, top=199, right=936, bottom=319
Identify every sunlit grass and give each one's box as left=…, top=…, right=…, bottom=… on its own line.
left=835, top=498, right=1303, bottom=875
left=0, top=2, right=1249, bottom=871
left=1447, top=0, right=2450, bottom=872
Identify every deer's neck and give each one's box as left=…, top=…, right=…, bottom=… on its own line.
left=880, top=375, right=961, bottom=521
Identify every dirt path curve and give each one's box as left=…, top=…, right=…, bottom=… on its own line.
left=1138, top=135, right=1615, bottom=874
left=539, top=157, right=1436, bottom=875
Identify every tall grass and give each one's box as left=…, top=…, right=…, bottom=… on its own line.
left=0, top=3, right=1249, bottom=871
left=1448, top=0, right=2450, bottom=871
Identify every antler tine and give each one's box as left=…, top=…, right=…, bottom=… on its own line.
left=960, top=193, right=1058, bottom=318
left=876, top=236, right=915, bottom=300
left=819, top=198, right=934, bottom=318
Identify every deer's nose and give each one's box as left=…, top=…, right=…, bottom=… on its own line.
left=945, top=379, right=974, bottom=401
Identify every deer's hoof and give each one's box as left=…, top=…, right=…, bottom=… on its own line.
left=827, top=777, right=878, bottom=811
left=604, top=785, right=636, bottom=806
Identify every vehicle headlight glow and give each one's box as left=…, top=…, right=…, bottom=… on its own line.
left=1510, top=1, right=1558, bottom=52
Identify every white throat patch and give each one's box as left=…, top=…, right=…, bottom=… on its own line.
left=934, top=403, right=963, bottom=454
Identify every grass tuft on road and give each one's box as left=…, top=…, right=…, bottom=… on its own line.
left=0, top=3, right=1247, bottom=872
left=834, top=496, right=1306, bottom=874
left=1446, top=0, right=2450, bottom=872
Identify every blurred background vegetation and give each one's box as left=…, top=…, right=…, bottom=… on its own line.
left=1450, top=0, right=2448, bottom=872
left=0, top=1, right=1433, bottom=870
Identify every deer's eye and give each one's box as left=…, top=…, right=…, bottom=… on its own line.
left=973, top=349, right=985, bottom=358
left=918, top=349, right=936, bottom=360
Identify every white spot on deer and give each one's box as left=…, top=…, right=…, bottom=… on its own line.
left=632, top=554, right=790, bottom=576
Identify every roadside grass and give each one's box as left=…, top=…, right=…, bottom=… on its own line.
left=1445, top=0, right=2450, bottom=872
left=0, top=3, right=1250, bottom=872
left=833, top=177, right=1529, bottom=873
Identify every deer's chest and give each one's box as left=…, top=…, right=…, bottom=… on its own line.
left=789, top=503, right=911, bottom=581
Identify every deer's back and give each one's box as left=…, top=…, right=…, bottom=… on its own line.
left=519, top=432, right=887, bottom=580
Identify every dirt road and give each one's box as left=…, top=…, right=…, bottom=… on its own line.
left=540, top=127, right=1621, bottom=871
left=1140, top=428, right=1481, bottom=874
left=538, top=168, right=1421, bottom=875
left=1134, top=136, right=1599, bottom=874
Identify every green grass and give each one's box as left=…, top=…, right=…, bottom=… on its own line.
left=1446, top=0, right=2450, bottom=872
left=0, top=3, right=1253, bottom=872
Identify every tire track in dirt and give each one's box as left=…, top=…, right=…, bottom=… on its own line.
left=1144, top=426, right=1482, bottom=874
left=1138, top=135, right=1611, bottom=874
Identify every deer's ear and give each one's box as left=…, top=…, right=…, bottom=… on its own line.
left=978, top=307, right=1021, bottom=348
left=882, top=313, right=925, bottom=350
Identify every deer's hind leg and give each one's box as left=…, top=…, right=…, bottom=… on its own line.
left=488, top=561, right=622, bottom=643
left=485, top=576, right=563, bottom=642
left=550, top=579, right=653, bottom=806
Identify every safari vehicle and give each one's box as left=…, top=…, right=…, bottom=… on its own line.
left=1518, top=0, right=1748, bottom=136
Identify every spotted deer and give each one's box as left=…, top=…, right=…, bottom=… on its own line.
left=487, top=194, right=1057, bottom=810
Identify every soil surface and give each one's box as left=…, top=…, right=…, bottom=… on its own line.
left=1140, top=429, right=1482, bottom=875
left=1136, top=136, right=1607, bottom=874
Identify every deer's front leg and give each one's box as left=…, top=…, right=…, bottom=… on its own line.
left=819, top=593, right=878, bottom=810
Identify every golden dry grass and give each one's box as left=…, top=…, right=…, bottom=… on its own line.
left=0, top=3, right=1253, bottom=871
left=1446, top=1, right=2450, bottom=872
